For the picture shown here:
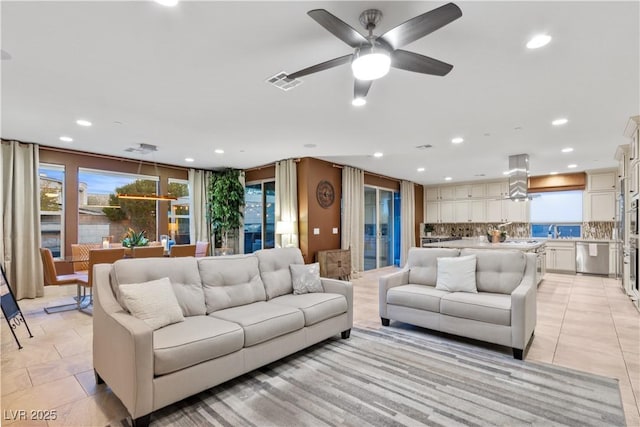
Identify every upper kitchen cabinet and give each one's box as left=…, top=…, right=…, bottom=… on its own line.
left=425, top=187, right=439, bottom=201
left=624, top=116, right=640, bottom=199
left=585, top=192, right=616, bottom=221
left=587, top=171, right=617, bottom=192
left=486, top=181, right=508, bottom=198
left=440, top=186, right=456, bottom=200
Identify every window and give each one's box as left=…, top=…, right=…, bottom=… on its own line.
left=168, top=179, right=190, bottom=244
left=39, top=164, right=65, bottom=257
left=244, top=181, right=275, bottom=254
left=78, top=168, right=159, bottom=244
left=530, top=190, right=583, bottom=238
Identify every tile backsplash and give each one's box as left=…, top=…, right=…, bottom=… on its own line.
left=582, top=222, right=616, bottom=240
left=424, top=221, right=616, bottom=240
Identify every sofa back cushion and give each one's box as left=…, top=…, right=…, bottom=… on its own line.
left=255, top=247, right=304, bottom=299
left=198, top=255, right=266, bottom=313
left=110, top=257, right=206, bottom=316
left=407, top=248, right=460, bottom=286
left=460, top=248, right=526, bottom=294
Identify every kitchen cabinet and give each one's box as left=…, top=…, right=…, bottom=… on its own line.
left=504, top=199, right=528, bottom=222
left=545, top=241, right=576, bottom=273
left=486, top=181, right=508, bottom=198
left=454, top=185, right=470, bottom=200
left=609, top=242, right=619, bottom=276
left=588, top=171, right=617, bottom=192
left=453, top=184, right=486, bottom=199
left=585, top=192, right=616, bottom=221
left=440, top=186, right=455, bottom=200
left=425, top=187, right=439, bottom=201
left=425, top=201, right=439, bottom=223
left=440, top=201, right=455, bottom=222
left=452, top=200, right=485, bottom=222
left=486, top=199, right=504, bottom=222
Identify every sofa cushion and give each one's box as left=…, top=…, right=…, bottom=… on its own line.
left=290, top=263, right=323, bottom=295
left=440, top=292, right=511, bottom=326
left=119, top=277, right=185, bottom=330
left=153, top=316, right=244, bottom=376
left=406, top=248, right=460, bottom=286
left=255, top=248, right=304, bottom=299
left=435, top=255, right=478, bottom=293
left=198, top=255, right=266, bottom=313
left=268, top=293, right=347, bottom=326
left=210, top=301, right=304, bottom=347
left=387, top=284, right=449, bottom=312
left=111, top=257, right=206, bottom=316
left=460, top=249, right=526, bottom=294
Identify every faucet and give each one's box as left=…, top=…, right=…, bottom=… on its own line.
left=548, top=225, right=557, bottom=239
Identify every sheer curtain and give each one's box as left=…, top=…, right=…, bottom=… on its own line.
left=341, top=166, right=364, bottom=277
left=1, top=140, right=44, bottom=299
left=275, top=159, right=298, bottom=248
left=400, top=180, right=416, bottom=266
left=188, top=169, right=212, bottom=253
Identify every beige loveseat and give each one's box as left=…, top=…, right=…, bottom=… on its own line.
left=93, top=247, right=353, bottom=427
left=379, top=248, right=536, bottom=359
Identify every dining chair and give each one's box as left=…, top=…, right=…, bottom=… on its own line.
left=131, top=246, right=165, bottom=258
left=40, top=248, right=89, bottom=314
left=195, top=241, right=210, bottom=257
left=70, top=243, right=101, bottom=273
left=169, top=244, right=197, bottom=257
left=77, top=248, right=125, bottom=315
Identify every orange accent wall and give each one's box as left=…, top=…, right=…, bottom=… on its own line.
left=528, top=172, right=586, bottom=192
left=414, top=183, right=424, bottom=247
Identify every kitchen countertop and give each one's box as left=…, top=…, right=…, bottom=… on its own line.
left=421, top=239, right=546, bottom=251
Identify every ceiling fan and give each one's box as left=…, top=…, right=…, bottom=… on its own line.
left=282, top=2, right=462, bottom=105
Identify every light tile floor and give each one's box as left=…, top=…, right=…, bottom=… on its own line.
left=1, top=271, right=639, bottom=426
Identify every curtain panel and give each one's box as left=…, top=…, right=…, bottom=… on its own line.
left=1, top=140, right=44, bottom=299
left=275, top=159, right=298, bottom=248
left=188, top=169, right=212, bottom=254
left=341, top=166, right=365, bottom=276
left=400, top=180, right=416, bottom=266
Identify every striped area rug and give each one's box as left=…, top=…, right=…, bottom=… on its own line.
left=122, top=328, right=625, bottom=427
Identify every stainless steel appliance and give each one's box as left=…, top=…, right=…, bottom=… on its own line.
left=631, top=199, right=638, bottom=235
left=576, top=242, right=610, bottom=276
left=535, top=245, right=546, bottom=285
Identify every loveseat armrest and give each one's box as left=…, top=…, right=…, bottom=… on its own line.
left=93, top=264, right=154, bottom=419
left=510, top=274, right=537, bottom=351
left=321, top=278, right=353, bottom=327
left=378, top=269, right=410, bottom=318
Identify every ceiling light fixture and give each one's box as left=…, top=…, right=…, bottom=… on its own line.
left=118, top=144, right=178, bottom=202
left=59, top=136, right=73, bottom=142
left=444, top=176, right=452, bottom=181
left=373, top=152, right=383, bottom=158
left=451, top=137, right=464, bottom=144
left=352, top=97, right=366, bottom=107
left=185, top=158, right=194, bottom=163
left=214, top=149, right=224, bottom=154
left=526, top=34, right=552, bottom=49
left=118, top=194, right=177, bottom=201
left=154, top=0, right=179, bottom=6
left=76, top=119, right=92, bottom=127
left=351, top=44, right=391, bottom=81
left=568, top=164, right=577, bottom=169
left=417, top=167, right=425, bottom=172
left=552, top=118, right=568, bottom=126
left=561, top=147, right=574, bottom=153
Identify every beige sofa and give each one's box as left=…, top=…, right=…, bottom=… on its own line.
left=93, top=247, right=352, bottom=427
left=379, top=248, right=536, bottom=359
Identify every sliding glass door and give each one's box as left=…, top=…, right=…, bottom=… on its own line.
left=364, top=186, right=396, bottom=270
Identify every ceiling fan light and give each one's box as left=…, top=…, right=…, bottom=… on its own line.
left=351, top=47, right=391, bottom=81
left=352, top=97, right=366, bottom=106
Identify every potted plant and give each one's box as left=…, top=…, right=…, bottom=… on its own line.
left=207, top=169, right=245, bottom=255
left=121, top=228, right=149, bottom=248
left=424, top=223, right=434, bottom=237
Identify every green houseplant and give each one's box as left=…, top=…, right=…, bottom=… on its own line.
left=121, top=228, right=149, bottom=248
left=207, top=169, right=245, bottom=254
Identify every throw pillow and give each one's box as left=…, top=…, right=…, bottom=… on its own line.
left=290, top=263, right=324, bottom=295
left=119, top=277, right=185, bottom=330
left=435, top=254, right=478, bottom=293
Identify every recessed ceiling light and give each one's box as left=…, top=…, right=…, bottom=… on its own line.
left=185, top=158, right=194, bottom=162
left=550, top=171, right=558, bottom=175
left=59, top=136, right=73, bottom=142
left=154, top=0, right=179, bottom=6
left=76, top=119, right=92, bottom=127
left=526, top=34, right=552, bottom=49
left=417, top=167, right=425, bottom=172
left=214, top=149, right=224, bottom=154
left=568, top=164, right=577, bottom=169
left=373, top=152, right=383, bottom=158
left=444, top=176, right=452, bottom=181
left=552, top=118, right=568, bottom=126
left=352, top=97, right=366, bottom=107
left=561, top=147, right=574, bottom=153
left=451, top=137, right=464, bottom=144
left=502, top=171, right=510, bottom=175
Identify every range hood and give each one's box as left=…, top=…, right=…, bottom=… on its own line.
left=508, top=154, right=529, bottom=200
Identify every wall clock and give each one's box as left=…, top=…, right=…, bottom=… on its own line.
left=316, top=180, right=335, bottom=208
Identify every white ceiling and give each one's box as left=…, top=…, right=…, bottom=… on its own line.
left=2, top=1, right=638, bottom=185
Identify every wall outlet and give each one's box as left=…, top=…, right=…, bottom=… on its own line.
left=332, top=227, right=338, bottom=234
left=313, top=228, right=320, bottom=235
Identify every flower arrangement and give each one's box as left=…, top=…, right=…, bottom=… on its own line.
left=487, top=229, right=507, bottom=243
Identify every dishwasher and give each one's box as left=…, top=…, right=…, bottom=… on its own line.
left=576, top=242, right=609, bottom=275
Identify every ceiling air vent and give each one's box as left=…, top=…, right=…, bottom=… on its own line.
left=508, top=154, right=529, bottom=200
left=124, top=143, right=158, bottom=154
left=415, top=144, right=433, bottom=150
left=266, top=72, right=303, bottom=91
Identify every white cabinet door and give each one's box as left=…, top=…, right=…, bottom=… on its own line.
left=504, top=199, right=528, bottom=222
left=545, top=250, right=555, bottom=269
left=454, top=185, right=470, bottom=199
left=588, top=192, right=616, bottom=221
left=440, top=186, right=455, bottom=200
left=486, top=199, right=504, bottom=222
left=470, top=184, right=486, bottom=198
left=425, top=187, right=439, bottom=201
left=555, top=247, right=576, bottom=273
left=440, top=201, right=455, bottom=222
left=454, top=201, right=469, bottom=222
left=425, top=202, right=439, bottom=223
left=486, top=182, right=507, bottom=198
left=588, top=171, right=617, bottom=192
left=470, top=200, right=485, bottom=222
left=609, top=243, right=618, bottom=275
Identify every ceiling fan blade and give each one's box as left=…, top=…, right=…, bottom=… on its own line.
left=308, top=9, right=368, bottom=48
left=354, top=79, right=372, bottom=99
left=392, top=50, right=453, bottom=76
left=380, top=2, right=462, bottom=50
left=288, top=54, right=352, bottom=80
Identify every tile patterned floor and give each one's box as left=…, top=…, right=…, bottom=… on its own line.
left=1, top=271, right=639, bottom=426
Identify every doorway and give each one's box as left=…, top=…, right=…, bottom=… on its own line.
left=364, top=186, right=399, bottom=270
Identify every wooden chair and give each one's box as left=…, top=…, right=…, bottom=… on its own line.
left=40, top=248, right=89, bottom=314
left=77, top=248, right=125, bottom=314
left=131, top=246, right=165, bottom=258
left=195, top=241, right=210, bottom=257
left=169, top=244, right=196, bottom=257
